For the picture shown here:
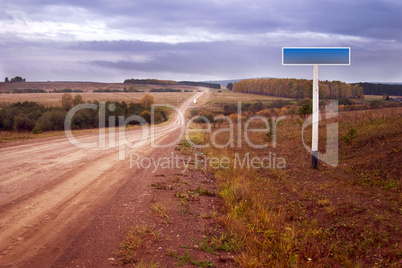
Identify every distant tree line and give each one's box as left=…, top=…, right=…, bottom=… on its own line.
left=94, top=87, right=144, bottom=93
left=4, top=76, right=26, bottom=83
left=93, top=88, right=122, bottom=93
left=123, top=78, right=221, bottom=89
left=177, top=81, right=221, bottom=89
left=351, top=83, right=402, bottom=96
left=124, top=79, right=177, bottom=85
left=0, top=94, right=168, bottom=133
left=53, top=89, right=84, bottom=93
left=150, top=88, right=182, bottom=92
left=1, top=88, right=85, bottom=94
left=11, top=89, right=47, bottom=93
left=233, top=78, right=364, bottom=99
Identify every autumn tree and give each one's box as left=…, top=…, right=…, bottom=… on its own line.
left=72, top=94, right=84, bottom=106
left=140, top=94, right=154, bottom=108
left=319, top=83, right=330, bottom=99
left=351, top=84, right=364, bottom=98
left=61, top=93, right=73, bottom=111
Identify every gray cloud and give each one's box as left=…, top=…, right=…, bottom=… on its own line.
left=0, top=0, right=401, bottom=82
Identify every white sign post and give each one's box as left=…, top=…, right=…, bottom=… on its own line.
left=283, top=47, right=350, bottom=168
left=312, top=64, right=319, bottom=168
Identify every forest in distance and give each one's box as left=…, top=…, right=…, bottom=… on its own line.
left=233, top=78, right=365, bottom=99
left=123, top=78, right=221, bottom=89
left=352, top=82, right=402, bottom=96
left=3, top=76, right=401, bottom=97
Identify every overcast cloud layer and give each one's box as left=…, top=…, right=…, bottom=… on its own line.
left=1, top=0, right=401, bottom=83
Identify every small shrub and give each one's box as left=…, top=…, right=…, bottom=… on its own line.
left=298, top=103, right=312, bottom=117
left=342, top=127, right=358, bottom=145
left=140, top=111, right=151, bottom=124
left=338, top=98, right=355, bottom=106
left=370, top=100, right=383, bottom=109
left=194, top=113, right=214, bottom=124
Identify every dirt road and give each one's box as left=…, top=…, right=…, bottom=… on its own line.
left=0, top=91, right=204, bottom=267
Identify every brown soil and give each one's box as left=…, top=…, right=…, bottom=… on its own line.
left=0, top=91, right=232, bottom=267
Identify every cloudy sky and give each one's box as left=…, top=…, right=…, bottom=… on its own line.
left=1, top=0, right=401, bottom=83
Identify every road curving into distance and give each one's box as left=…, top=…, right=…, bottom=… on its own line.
left=0, top=89, right=205, bottom=266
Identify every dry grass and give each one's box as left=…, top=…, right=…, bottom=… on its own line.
left=115, top=225, right=159, bottom=265
left=0, top=81, right=199, bottom=106
left=150, top=202, right=168, bottom=218
left=363, top=95, right=385, bottom=100
left=0, top=81, right=198, bottom=93
left=0, top=92, right=195, bottom=107
left=191, top=107, right=402, bottom=267
left=194, top=90, right=293, bottom=108
left=133, top=259, right=160, bottom=268
left=0, top=81, right=117, bottom=93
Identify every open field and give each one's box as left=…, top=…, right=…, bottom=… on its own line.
left=0, top=81, right=199, bottom=93
left=362, top=94, right=400, bottom=101
left=363, top=94, right=385, bottom=100
left=194, top=90, right=294, bottom=107
left=0, top=92, right=195, bottom=107
left=0, top=81, right=200, bottom=107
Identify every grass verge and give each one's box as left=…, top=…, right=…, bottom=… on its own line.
left=193, top=107, right=402, bottom=267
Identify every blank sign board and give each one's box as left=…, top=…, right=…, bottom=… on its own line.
left=282, top=47, right=350, bottom=65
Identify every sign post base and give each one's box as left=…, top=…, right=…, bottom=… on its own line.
left=312, top=151, right=318, bottom=169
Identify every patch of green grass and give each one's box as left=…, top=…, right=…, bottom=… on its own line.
left=173, top=176, right=189, bottom=185
left=175, top=189, right=207, bottom=203
left=177, top=203, right=191, bottom=214
left=180, top=140, right=193, bottom=147
left=151, top=182, right=172, bottom=190
left=182, top=234, right=242, bottom=256
left=174, top=190, right=191, bottom=201
left=190, top=187, right=215, bottom=196
left=353, top=168, right=400, bottom=191
left=342, top=127, right=358, bottom=145
left=191, top=237, right=217, bottom=255
left=133, top=259, right=160, bottom=268
left=169, top=250, right=215, bottom=267
left=199, top=211, right=218, bottom=219
left=210, top=234, right=243, bottom=253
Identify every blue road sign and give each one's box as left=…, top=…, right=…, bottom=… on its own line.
left=282, top=47, right=350, bottom=65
